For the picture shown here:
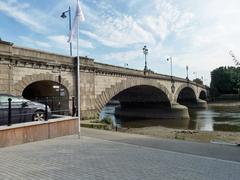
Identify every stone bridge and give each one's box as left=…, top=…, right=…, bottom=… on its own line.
left=0, top=40, right=209, bottom=119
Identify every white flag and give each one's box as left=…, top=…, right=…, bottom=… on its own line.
left=68, top=0, right=85, bottom=43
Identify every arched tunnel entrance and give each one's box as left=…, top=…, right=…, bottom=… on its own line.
left=199, top=91, right=207, bottom=100
left=103, top=85, right=172, bottom=119
left=22, top=80, right=69, bottom=115
left=177, top=87, right=197, bottom=107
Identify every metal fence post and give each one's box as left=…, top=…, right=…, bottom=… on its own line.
left=8, top=98, right=12, bottom=126
left=72, top=96, right=76, bottom=117
left=45, top=98, right=48, bottom=121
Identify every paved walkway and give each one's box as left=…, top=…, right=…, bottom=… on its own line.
left=0, top=129, right=239, bottom=180
left=82, top=128, right=240, bottom=162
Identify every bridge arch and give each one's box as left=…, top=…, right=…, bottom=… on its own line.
left=95, top=79, right=172, bottom=113
left=14, top=73, right=72, bottom=114
left=199, top=90, right=207, bottom=100
left=14, top=73, right=72, bottom=97
left=174, top=84, right=199, bottom=108
left=174, top=84, right=197, bottom=102
left=22, top=80, right=69, bottom=100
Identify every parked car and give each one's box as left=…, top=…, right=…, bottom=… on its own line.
left=0, top=94, right=51, bottom=125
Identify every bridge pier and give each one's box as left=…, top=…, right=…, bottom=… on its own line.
left=170, top=103, right=190, bottom=119
left=179, top=100, right=208, bottom=109
left=114, top=102, right=190, bottom=119
left=196, top=99, right=208, bottom=108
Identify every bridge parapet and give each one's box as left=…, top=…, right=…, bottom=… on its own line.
left=13, top=46, right=73, bottom=65
left=0, top=40, right=13, bottom=56
left=86, top=61, right=206, bottom=89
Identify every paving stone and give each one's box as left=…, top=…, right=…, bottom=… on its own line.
left=0, top=134, right=239, bottom=180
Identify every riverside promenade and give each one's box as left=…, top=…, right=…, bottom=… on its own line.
left=0, top=128, right=240, bottom=180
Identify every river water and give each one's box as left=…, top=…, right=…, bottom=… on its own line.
left=100, top=104, right=240, bottom=132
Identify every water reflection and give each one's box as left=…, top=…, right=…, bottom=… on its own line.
left=100, top=105, right=240, bottom=132
left=189, top=110, right=214, bottom=131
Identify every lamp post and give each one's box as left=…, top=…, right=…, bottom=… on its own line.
left=143, top=45, right=148, bottom=73
left=166, top=57, right=173, bottom=79
left=61, top=6, right=72, bottom=56
left=52, top=67, right=62, bottom=114
left=58, top=70, right=62, bottom=113
left=193, top=71, right=197, bottom=80
left=186, top=65, right=189, bottom=80
left=193, top=71, right=198, bottom=93
left=204, top=78, right=207, bottom=85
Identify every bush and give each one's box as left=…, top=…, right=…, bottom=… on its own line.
left=101, top=116, right=112, bottom=125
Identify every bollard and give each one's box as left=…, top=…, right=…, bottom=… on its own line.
left=8, top=98, right=12, bottom=126
left=51, top=98, right=54, bottom=113
left=45, top=98, right=48, bottom=121
left=72, top=96, right=76, bottom=116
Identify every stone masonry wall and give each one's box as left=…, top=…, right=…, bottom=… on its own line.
left=80, top=71, right=97, bottom=119
left=0, top=64, right=11, bottom=94
left=95, top=75, right=126, bottom=97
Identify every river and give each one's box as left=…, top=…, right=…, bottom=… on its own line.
left=100, top=103, right=240, bottom=132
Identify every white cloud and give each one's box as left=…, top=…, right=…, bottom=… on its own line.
left=19, top=36, right=51, bottom=48
left=124, top=0, right=240, bottom=84
left=81, top=15, right=155, bottom=48
left=48, top=35, right=94, bottom=49
left=18, top=35, right=94, bottom=56
left=102, top=50, right=141, bottom=64
left=0, top=0, right=48, bottom=33
left=80, top=0, right=195, bottom=53
left=177, top=0, right=240, bottom=70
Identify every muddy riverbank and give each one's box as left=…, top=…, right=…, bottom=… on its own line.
left=81, top=120, right=240, bottom=144
left=119, top=126, right=240, bottom=144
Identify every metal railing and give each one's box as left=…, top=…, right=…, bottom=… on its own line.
left=0, top=97, right=76, bottom=126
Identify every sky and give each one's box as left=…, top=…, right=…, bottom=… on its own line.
left=1, top=0, right=240, bottom=85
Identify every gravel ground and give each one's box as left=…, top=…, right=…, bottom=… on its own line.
left=120, top=126, right=240, bottom=144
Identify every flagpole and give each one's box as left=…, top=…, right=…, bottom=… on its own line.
left=67, top=0, right=83, bottom=139
left=77, top=10, right=81, bottom=139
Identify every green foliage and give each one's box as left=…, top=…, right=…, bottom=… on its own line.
left=210, top=66, right=240, bottom=97
left=101, top=116, right=112, bottom=125
left=193, top=78, right=203, bottom=85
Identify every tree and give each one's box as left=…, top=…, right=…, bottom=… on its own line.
left=210, top=66, right=240, bottom=98
left=193, top=78, right=203, bottom=85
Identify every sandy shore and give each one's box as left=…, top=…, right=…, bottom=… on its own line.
left=208, top=101, right=240, bottom=108
left=119, top=126, right=240, bottom=144
left=82, top=120, right=240, bottom=144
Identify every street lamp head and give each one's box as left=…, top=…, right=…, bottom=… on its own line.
left=143, top=45, right=148, bottom=55
left=60, top=7, right=72, bottom=56
left=61, top=12, right=67, bottom=18
left=166, top=57, right=172, bottom=61
left=142, top=45, right=148, bottom=73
